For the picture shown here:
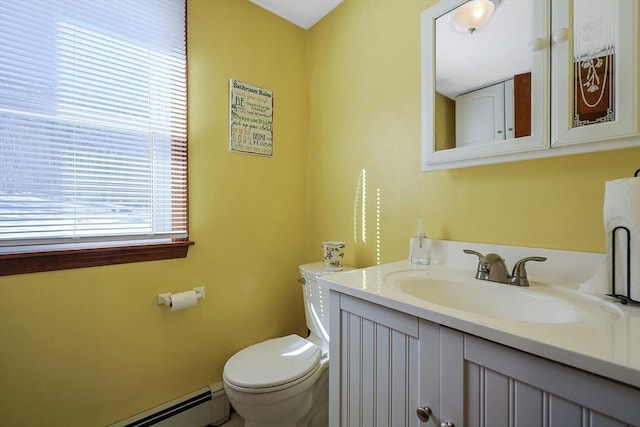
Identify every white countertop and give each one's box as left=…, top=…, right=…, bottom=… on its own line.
left=319, top=240, right=640, bottom=388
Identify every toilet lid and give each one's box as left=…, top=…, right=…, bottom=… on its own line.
left=223, top=334, right=321, bottom=390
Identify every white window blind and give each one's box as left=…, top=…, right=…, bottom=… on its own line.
left=0, top=0, right=187, bottom=248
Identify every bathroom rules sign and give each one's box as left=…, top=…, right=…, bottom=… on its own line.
left=229, top=79, right=273, bottom=156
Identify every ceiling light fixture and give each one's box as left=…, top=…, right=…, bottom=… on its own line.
left=451, top=0, right=500, bottom=34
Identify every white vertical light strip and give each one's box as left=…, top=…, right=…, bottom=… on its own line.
left=353, top=170, right=362, bottom=244
left=361, top=169, right=367, bottom=243
left=352, top=168, right=369, bottom=246
left=376, top=188, right=381, bottom=265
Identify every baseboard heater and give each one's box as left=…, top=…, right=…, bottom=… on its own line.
left=109, top=382, right=230, bottom=427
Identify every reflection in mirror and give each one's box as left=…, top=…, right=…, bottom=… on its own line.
left=572, top=0, right=615, bottom=128
left=434, top=0, right=533, bottom=151
left=422, top=0, right=638, bottom=171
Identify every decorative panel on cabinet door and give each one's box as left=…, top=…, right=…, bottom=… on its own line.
left=330, top=293, right=421, bottom=427
left=456, top=332, right=640, bottom=427
left=551, top=0, right=639, bottom=148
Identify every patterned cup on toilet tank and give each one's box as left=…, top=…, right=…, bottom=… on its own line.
left=322, top=241, right=345, bottom=271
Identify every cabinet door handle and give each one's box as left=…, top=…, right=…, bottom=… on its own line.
left=416, top=406, right=432, bottom=422
left=441, top=423, right=455, bottom=427
left=529, top=37, right=546, bottom=52
left=552, top=27, right=570, bottom=44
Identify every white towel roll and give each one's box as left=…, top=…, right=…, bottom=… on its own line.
left=603, top=176, right=640, bottom=300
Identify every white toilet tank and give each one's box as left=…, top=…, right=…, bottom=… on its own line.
left=299, top=263, right=352, bottom=350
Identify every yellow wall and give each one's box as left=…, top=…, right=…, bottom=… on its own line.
left=435, top=92, right=456, bottom=150
left=0, top=1, right=309, bottom=426
left=0, top=1, right=638, bottom=426
left=307, top=0, right=639, bottom=269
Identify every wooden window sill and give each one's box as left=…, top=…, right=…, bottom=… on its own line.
left=0, top=240, right=195, bottom=276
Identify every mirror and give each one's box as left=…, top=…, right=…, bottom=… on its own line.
left=434, top=0, right=534, bottom=150
left=421, top=0, right=549, bottom=170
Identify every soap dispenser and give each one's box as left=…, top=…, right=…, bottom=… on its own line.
left=410, top=219, right=431, bottom=265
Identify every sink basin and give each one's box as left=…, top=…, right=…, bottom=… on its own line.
left=384, top=269, right=623, bottom=324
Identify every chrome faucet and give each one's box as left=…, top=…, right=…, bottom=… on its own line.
left=463, top=249, right=546, bottom=287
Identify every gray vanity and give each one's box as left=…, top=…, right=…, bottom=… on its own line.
left=321, top=241, right=640, bottom=427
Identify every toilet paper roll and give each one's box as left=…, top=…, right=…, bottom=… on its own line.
left=171, top=290, right=198, bottom=311
left=603, top=176, right=640, bottom=299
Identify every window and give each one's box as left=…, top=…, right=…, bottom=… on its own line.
left=0, top=0, right=191, bottom=275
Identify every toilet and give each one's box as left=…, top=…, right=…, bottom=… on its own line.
left=223, top=262, right=348, bottom=427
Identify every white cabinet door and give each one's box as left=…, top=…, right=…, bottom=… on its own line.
left=418, top=321, right=463, bottom=427
left=455, top=82, right=506, bottom=147
left=551, top=0, right=639, bottom=147
left=438, top=329, right=640, bottom=427
left=330, top=292, right=421, bottom=427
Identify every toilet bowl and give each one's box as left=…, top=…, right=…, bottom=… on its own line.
left=223, top=334, right=328, bottom=427
left=222, top=263, right=348, bottom=427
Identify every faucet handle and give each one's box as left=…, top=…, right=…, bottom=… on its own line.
left=463, top=249, right=484, bottom=261
left=509, top=256, right=547, bottom=286
left=464, top=249, right=488, bottom=280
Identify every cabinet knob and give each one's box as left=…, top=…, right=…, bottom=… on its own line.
left=552, top=28, right=570, bottom=43
left=416, top=406, right=432, bottom=422
left=441, top=423, right=455, bottom=427
left=528, top=37, right=546, bottom=52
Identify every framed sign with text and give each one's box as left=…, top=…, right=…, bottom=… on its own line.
left=229, top=79, right=273, bottom=156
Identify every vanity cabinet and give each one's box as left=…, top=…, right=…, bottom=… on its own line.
left=329, top=292, right=640, bottom=427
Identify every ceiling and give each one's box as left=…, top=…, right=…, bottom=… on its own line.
left=249, top=0, right=532, bottom=99
left=435, top=0, right=533, bottom=99
left=250, top=0, right=343, bottom=29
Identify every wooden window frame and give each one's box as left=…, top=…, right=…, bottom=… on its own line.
left=0, top=240, right=194, bottom=276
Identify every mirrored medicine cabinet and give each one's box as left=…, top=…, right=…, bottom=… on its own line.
left=421, top=0, right=639, bottom=171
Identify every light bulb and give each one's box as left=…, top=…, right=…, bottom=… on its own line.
left=451, top=0, right=496, bottom=34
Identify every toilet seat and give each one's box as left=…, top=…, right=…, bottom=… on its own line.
left=223, top=334, right=322, bottom=394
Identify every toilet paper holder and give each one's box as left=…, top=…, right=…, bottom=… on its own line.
left=157, top=287, right=206, bottom=307
left=607, top=225, right=637, bottom=305
left=605, top=168, right=639, bottom=306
